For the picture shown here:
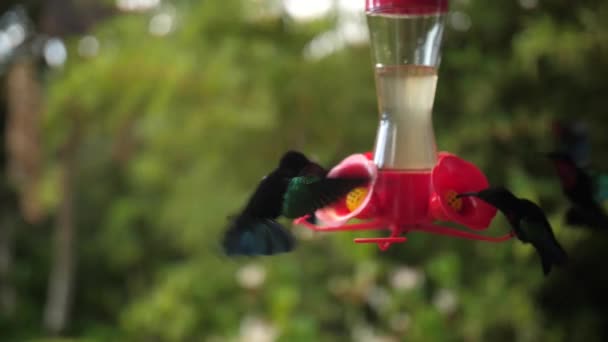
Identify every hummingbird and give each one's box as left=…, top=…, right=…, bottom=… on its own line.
left=547, top=152, right=608, bottom=230
left=222, top=151, right=368, bottom=256
left=551, top=119, right=590, bottom=168
left=458, top=187, right=568, bottom=275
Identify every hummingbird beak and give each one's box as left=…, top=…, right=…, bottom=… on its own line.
left=456, top=192, right=477, bottom=199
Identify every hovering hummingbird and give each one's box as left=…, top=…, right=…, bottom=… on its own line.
left=551, top=119, right=590, bottom=168
left=547, top=152, right=608, bottom=230
left=458, top=187, right=567, bottom=275
left=222, top=151, right=368, bottom=256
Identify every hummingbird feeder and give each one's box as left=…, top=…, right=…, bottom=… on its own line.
left=294, top=0, right=515, bottom=250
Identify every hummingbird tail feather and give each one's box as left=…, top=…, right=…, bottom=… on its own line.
left=540, top=254, right=553, bottom=276
left=565, top=206, right=608, bottom=230
left=565, top=207, right=589, bottom=227
left=538, top=240, right=568, bottom=276
left=222, top=217, right=295, bottom=256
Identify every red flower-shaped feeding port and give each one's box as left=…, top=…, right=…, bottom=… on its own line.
left=429, top=152, right=497, bottom=230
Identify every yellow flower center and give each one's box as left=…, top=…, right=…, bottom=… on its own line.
left=346, top=187, right=368, bottom=212
left=445, top=190, right=463, bottom=212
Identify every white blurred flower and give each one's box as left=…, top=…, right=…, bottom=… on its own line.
left=366, top=286, right=390, bottom=311
left=5, top=23, right=26, bottom=47
left=449, top=11, right=472, bottom=32
left=78, top=35, right=100, bottom=58
left=116, top=0, right=160, bottom=12
left=301, top=0, right=368, bottom=60
left=149, top=12, right=174, bottom=36
left=390, top=312, right=411, bottom=333
left=432, top=288, right=458, bottom=314
left=0, top=33, right=11, bottom=60
left=352, top=324, right=398, bottom=342
left=519, top=0, right=538, bottom=10
left=372, top=336, right=399, bottom=342
left=327, top=276, right=349, bottom=296
left=389, top=266, right=423, bottom=291
left=283, top=0, right=332, bottom=21
left=43, top=38, right=67, bottom=68
left=239, top=316, right=278, bottom=342
left=351, top=324, right=375, bottom=342
left=236, top=263, right=266, bottom=290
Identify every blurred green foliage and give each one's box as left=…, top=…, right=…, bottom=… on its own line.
left=2, top=0, right=608, bottom=341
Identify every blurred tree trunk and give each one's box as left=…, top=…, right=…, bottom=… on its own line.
left=2, top=58, right=44, bottom=319
left=42, top=124, right=79, bottom=335
left=0, top=217, right=15, bottom=317
left=5, top=59, right=44, bottom=224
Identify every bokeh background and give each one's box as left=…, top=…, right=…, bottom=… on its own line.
left=1, top=0, right=608, bottom=341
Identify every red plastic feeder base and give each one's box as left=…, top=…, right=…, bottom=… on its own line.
left=354, top=237, right=408, bottom=251
left=292, top=152, right=515, bottom=252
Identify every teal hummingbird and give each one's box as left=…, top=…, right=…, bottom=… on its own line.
left=222, top=151, right=368, bottom=256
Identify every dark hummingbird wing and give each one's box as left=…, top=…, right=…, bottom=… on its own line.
left=565, top=205, right=608, bottom=230
left=222, top=217, right=296, bottom=256
left=300, top=161, right=328, bottom=177
left=565, top=207, right=590, bottom=228
left=281, top=176, right=369, bottom=219
left=241, top=169, right=291, bottom=220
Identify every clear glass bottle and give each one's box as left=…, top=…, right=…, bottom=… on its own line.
left=366, top=0, right=448, bottom=170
